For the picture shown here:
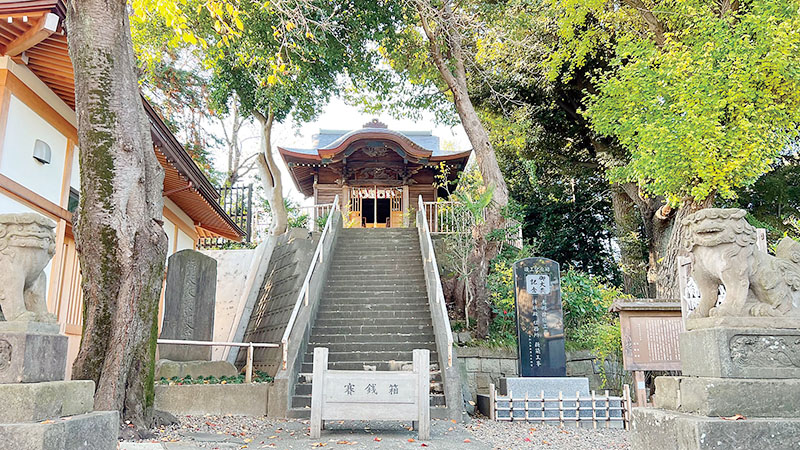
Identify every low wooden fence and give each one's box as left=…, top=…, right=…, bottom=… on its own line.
left=489, top=383, right=632, bottom=429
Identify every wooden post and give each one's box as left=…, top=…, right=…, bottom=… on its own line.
left=414, top=349, right=430, bottom=440
left=402, top=185, right=410, bottom=228
left=310, top=347, right=327, bottom=439
left=245, top=343, right=254, bottom=383
left=634, top=370, right=647, bottom=407
left=623, top=384, right=632, bottom=430
left=489, top=383, right=496, bottom=420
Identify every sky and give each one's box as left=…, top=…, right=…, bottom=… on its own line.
left=213, top=95, right=470, bottom=207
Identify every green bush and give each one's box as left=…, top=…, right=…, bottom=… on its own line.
left=157, top=370, right=273, bottom=385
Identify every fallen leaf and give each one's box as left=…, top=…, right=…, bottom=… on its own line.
left=451, top=419, right=457, bottom=424
left=374, top=437, right=382, bottom=442
left=447, top=427, right=454, bottom=432
left=40, top=420, right=54, bottom=424
left=268, top=436, right=278, bottom=439
left=543, top=440, right=550, bottom=445
left=336, top=440, right=355, bottom=445
left=524, top=438, right=531, bottom=442
left=421, top=444, right=428, bottom=447
left=408, top=438, right=415, bottom=443
left=464, top=439, right=471, bottom=443
left=311, top=443, right=328, bottom=448
left=722, top=414, right=747, bottom=421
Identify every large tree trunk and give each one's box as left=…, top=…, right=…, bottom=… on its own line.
left=66, top=1, right=169, bottom=435
left=414, top=0, right=509, bottom=337
left=254, top=109, right=288, bottom=236
left=610, top=185, right=650, bottom=297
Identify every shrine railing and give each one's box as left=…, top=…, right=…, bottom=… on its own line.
left=300, top=202, right=335, bottom=232
left=417, top=195, right=454, bottom=367
left=421, top=200, right=523, bottom=248
left=281, top=195, right=341, bottom=369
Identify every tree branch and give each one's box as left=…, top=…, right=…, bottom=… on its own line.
left=623, top=0, right=667, bottom=47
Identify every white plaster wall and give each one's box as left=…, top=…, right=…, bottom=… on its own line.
left=201, top=247, right=263, bottom=360
left=176, top=229, right=195, bottom=251
left=162, top=217, right=176, bottom=257
left=69, top=148, right=79, bottom=190
left=0, top=95, right=68, bottom=205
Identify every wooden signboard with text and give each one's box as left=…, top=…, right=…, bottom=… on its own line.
left=310, top=347, right=430, bottom=439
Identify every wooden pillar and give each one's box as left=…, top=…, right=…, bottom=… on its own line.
left=634, top=370, right=647, bottom=407
left=402, top=185, right=410, bottom=228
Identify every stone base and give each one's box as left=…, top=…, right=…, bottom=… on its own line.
left=155, top=359, right=238, bottom=380
left=154, top=384, right=269, bottom=416
left=655, top=376, right=800, bottom=418
left=157, top=343, right=212, bottom=362
left=686, top=316, right=800, bottom=330
left=679, top=327, right=800, bottom=378
left=0, top=410, right=118, bottom=450
left=0, top=329, right=67, bottom=383
left=0, top=380, right=94, bottom=422
left=631, top=407, right=800, bottom=450
left=498, top=377, right=590, bottom=397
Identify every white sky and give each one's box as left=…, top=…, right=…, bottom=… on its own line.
left=212, top=96, right=470, bottom=207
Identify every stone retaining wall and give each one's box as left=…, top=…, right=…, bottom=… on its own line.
left=154, top=384, right=269, bottom=416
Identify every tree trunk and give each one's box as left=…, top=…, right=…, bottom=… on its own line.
left=654, top=195, right=716, bottom=299
left=254, top=109, right=288, bottom=236
left=66, top=1, right=169, bottom=434
left=610, top=185, right=650, bottom=297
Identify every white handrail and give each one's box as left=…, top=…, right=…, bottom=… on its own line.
left=280, top=194, right=340, bottom=369
left=417, top=195, right=454, bottom=367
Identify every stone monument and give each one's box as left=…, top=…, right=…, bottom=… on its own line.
left=495, top=257, right=614, bottom=423
left=159, top=249, right=218, bottom=362
left=0, top=213, right=117, bottom=449
left=631, top=208, right=800, bottom=449
left=157, top=249, right=238, bottom=379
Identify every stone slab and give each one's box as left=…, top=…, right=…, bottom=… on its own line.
left=0, top=322, right=60, bottom=334
left=680, top=327, right=800, bottom=379
left=687, top=316, right=800, bottom=331
left=631, top=407, right=800, bottom=450
left=0, top=410, right=118, bottom=450
left=0, top=331, right=67, bottom=383
left=155, top=359, right=238, bottom=380
left=159, top=250, right=217, bottom=362
left=498, top=377, right=590, bottom=397
left=0, top=380, right=94, bottom=422
left=154, top=384, right=269, bottom=416
left=654, top=376, right=800, bottom=418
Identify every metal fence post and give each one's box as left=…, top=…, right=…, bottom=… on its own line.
left=246, top=343, right=254, bottom=383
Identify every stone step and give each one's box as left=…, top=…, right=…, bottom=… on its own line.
left=326, top=272, right=425, bottom=279
left=310, top=325, right=436, bottom=335
left=0, top=380, right=94, bottom=423
left=0, top=410, right=118, bottom=450
left=324, top=288, right=428, bottom=296
left=285, top=405, right=450, bottom=420
left=318, top=304, right=431, bottom=313
left=316, top=310, right=432, bottom=320
left=305, top=342, right=437, bottom=353
left=327, top=264, right=425, bottom=271
left=292, top=378, right=444, bottom=396
left=307, top=333, right=437, bottom=343
left=300, top=361, right=440, bottom=373
left=313, top=317, right=433, bottom=327
left=320, top=298, right=429, bottom=306
left=302, top=350, right=440, bottom=363
left=332, top=256, right=423, bottom=263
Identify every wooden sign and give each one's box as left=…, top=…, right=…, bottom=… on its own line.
left=310, top=347, right=430, bottom=439
left=612, top=300, right=683, bottom=372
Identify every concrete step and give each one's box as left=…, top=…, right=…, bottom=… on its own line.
left=326, top=272, right=425, bottom=280
left=304, top=342, right=437, bottom=353
left=316, top=310, right=432, bottom=320
left=0, top=410, right=118, bottom=449
left=302, top=350, right=440, bottom=363
left=290, top=393, right=446, bottom=409
left=320, top=298, right=429, bottom=305
left=313, top=317, right=433, bottom=327
left=286, top=405, right=449, bottom=420
left=324, top=288, right=428, bottom=296
left=310, top=325, right=436, bottom=335
left=308, top=333, right=437, bottom=343
left=318, top=303, right=431, bottom=312
left=300, top=361, right=440, bottom=373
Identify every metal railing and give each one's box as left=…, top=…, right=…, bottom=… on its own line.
left=421, top=200, right=523, bottom=248
left=300, top=203, right=335, bottom=232
left=198, top=183, right=254, bottom=248
left=281, top=195, right=340, bottom=369
left=156, top=338, right=279, bottom=383
left=417, top=195, right=454, bottom=367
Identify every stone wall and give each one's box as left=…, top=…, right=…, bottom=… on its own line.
left=154, top=384, right=269, bottom=416
left=458, top=347, right=518, bottom=404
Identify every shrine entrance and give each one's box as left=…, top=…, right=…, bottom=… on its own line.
left=349, top=186, right=402, bottom=228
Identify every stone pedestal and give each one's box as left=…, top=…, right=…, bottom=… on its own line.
left=0, top=321, right=118, bottom=449
left=0, top=322, right=67, bottom=384
left=631, top=321, right=800, bottom=449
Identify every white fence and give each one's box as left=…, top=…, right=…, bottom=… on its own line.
left=300, top=203, right=335, bottom=232
left=421, top=201, right=523, bottom=248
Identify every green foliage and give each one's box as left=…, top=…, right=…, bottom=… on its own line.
left=157, top=370, right=273, bottom=385
left=549, top=0, right=800, bottom=206
left=316, top=212, right=330, bottom=231
left=484, top=245, right=536, bottom=348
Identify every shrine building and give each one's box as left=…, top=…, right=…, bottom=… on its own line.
left=279, top=119, right=471, bottom=227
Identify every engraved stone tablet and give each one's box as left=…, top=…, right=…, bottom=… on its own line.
left=159, top=250, right=217, bottom=361
left=512, top=257, right=566, bottom=377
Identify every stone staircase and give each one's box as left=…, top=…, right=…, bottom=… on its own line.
left=289, top=228, right=447, bottom=417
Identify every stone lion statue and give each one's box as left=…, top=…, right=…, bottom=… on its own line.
left=683, top=208, right=800, bottom=318
left=0, top=213, right=57, bottom=323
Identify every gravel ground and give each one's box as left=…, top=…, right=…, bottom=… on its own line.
left=122, top=414, right=629, bottom=450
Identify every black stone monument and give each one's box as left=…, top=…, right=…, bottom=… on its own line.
left=512, top=257, right=566, bottom=377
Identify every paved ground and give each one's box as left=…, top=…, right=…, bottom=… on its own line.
left=119, top=415, right=629, bottom=450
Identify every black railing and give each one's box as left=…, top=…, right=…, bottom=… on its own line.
left=198, top=184, right=253, bottom=249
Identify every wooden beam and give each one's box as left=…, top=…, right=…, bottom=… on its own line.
left=1, top=13, right=58, bottom=57
left=0, top=173, right=72, bottom=222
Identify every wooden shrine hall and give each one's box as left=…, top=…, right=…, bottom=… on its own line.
left=279, top=119, right=471, bottom=228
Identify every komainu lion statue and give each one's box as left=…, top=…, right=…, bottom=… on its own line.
left=0, top=213, right=57, bottom=323
left=683, top=208, right=800, bottom=318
